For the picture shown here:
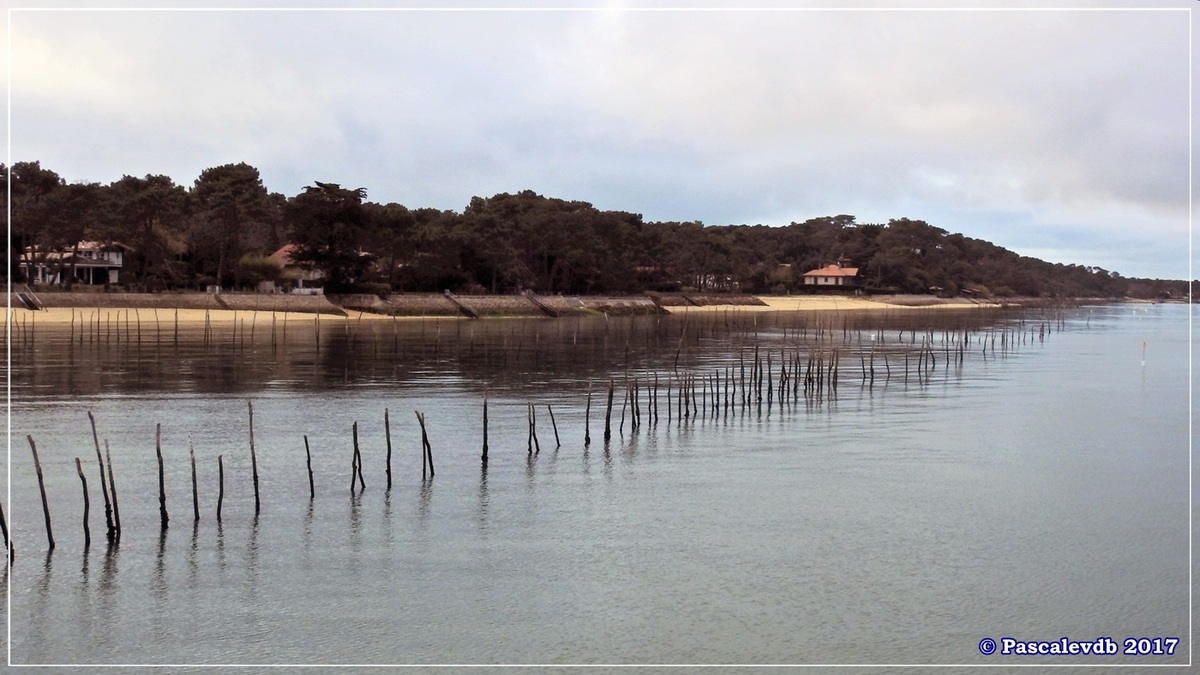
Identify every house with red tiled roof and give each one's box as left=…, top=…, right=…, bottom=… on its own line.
left=268, top=244, right=324, bottom=293
left=801, top=261, right=859, bottom=287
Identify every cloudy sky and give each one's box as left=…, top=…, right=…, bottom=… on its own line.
left=6, top=0, right=1194, bottom=280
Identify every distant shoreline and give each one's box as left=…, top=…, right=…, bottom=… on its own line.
left=4, top=290, right=1152, bottom=326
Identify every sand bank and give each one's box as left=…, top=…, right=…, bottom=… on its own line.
left=6, top=292, right=999, bottom=327
left=662, top=295, right=998, bottom=313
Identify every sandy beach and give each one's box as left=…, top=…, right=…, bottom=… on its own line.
left=5, top=293, right=998, bottom=327
left=4, top=306, right=407, bottom=328
left=661, top=295, right=997, bottom=313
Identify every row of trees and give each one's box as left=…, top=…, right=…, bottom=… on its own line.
left=3, top=160, right=1187, bottom=298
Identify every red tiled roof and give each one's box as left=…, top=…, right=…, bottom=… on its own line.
left=802, top=264, right=859, bottom=277
left=269, top=244, right=299, bottom=267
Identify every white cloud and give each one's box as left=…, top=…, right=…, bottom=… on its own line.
left=5, top=3, right=1193, bottom=279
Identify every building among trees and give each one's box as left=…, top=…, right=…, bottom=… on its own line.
left=801, top=260, right=860, bottom=288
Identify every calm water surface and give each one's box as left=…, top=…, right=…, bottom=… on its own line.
left=3, top=304, right=1191, bottom=668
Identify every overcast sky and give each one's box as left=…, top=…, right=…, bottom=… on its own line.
left=6, top=1, right=1194, bottom=280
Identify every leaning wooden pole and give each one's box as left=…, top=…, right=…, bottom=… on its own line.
left=156, top=424, right=169, bottom=530
left=0, top=498, right=10, bottom=562
left=105, top=442, right=120, bottom=541
left=384, top=408, right=393, bottom=489
left=415, top=411, right=434, bottom=478
left=547, top=404, right=560, bottom=448
left=87, top=411, right=115, bottom=541
left=190, top=442, right=200, bottom=523
left=248, top=400, right=260, bottom=515
left=27, top=435, right=54, bottom=551
left=75, top=457, right=91, bottom=548
left=216, top=454, right=225, bottom=522
left=0, top=498, right=9, bottom=556
left=304, top=435, right=315, bottom=500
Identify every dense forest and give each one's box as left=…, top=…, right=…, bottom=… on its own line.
left=3, top=160, right=1189, bottom=299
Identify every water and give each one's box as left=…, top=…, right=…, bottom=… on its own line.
left=3, top=304, right=1191, bottom=667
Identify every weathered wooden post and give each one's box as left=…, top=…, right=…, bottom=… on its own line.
left=304, top=435, right=315, bottom=499
left=530, top=404, right=541, bottom=454
left=482, top=389, right=490, bottom=464
left=105, top=442, right=121, bottom=541
left=190, top=442, right=200, bottom=523
left=603, top=380, right=614, bottom=442
left=87, top=411, right=115, bottom=542
left=156, top=424, right=169, bottom=530
left=75, top=457, right=91, bottom=548
left=353, top=421, right=365, bottom=491
left=415, top=411, right=434, bottom=478
left=0, top=498, right=9, bottom=558
left=217, top=455, right=225, bottom=523
left=546, top=404, right=560, bottom=448
left=27, top=435, right=54, bottom=551
left=248, top=401, right=260, bottom=515
left=384, top=408, right=393, bottom=489
left=584, top=389, right=592, bottom=446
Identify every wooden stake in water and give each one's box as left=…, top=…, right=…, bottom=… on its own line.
left=584, top=389, right=592, bottom=446
left=384, top=408, right=393, bottom=489
left=217, top=455, right=224, bottom=523
left=156, top=424, right=169, bottom=530
left=87, top=411, right=115, bottom=542
left=75, top=457, right=91, bottom=548
left=190, top=441, right=200, bottom=523
left=304, top=435, right=315, bottom=499
left=248, top=400, right=260, bottom=515
left=416, top=411, right=434, bottom=479
left=482, top=389, right=490, bottom=464
left=27, top=435, right=54, bottom=551
left=105, top=441, right=121, bottom=541
left=353, top=421, right=365, bottom=491
left=604, top=380, right=614, bottom=442
left=547, top=404, right=561, bottom=448
left=0, top=498, right=10, bottom=561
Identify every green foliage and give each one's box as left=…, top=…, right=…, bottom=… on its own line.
left=5, top=160, right=1191, bottom=299
left=191, top=163, right=276, bottom=288
left=235, top=254, right=282, bottom=287
left=285, top=182, right=372, bottom=292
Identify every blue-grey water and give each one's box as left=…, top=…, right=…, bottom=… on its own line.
left=3, top=304, right=1191, bottom=668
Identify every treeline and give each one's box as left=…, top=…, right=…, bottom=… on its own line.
left=3, top=160, right=1188, bottom=299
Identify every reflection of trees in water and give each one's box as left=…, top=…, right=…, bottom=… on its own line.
left=14, top=307, right=1056, bottom=398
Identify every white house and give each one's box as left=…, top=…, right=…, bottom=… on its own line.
left=21, top=242, right=128, bottom=286
left=801, top=262, right=860, bottom=287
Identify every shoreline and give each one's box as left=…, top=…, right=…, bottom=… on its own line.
left=3, top=291, right=1128, bottom=327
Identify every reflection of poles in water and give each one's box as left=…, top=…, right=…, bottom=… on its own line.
left=28, top=435, right=54, bottom=551
left=75, top=457, right=91, bottom=549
